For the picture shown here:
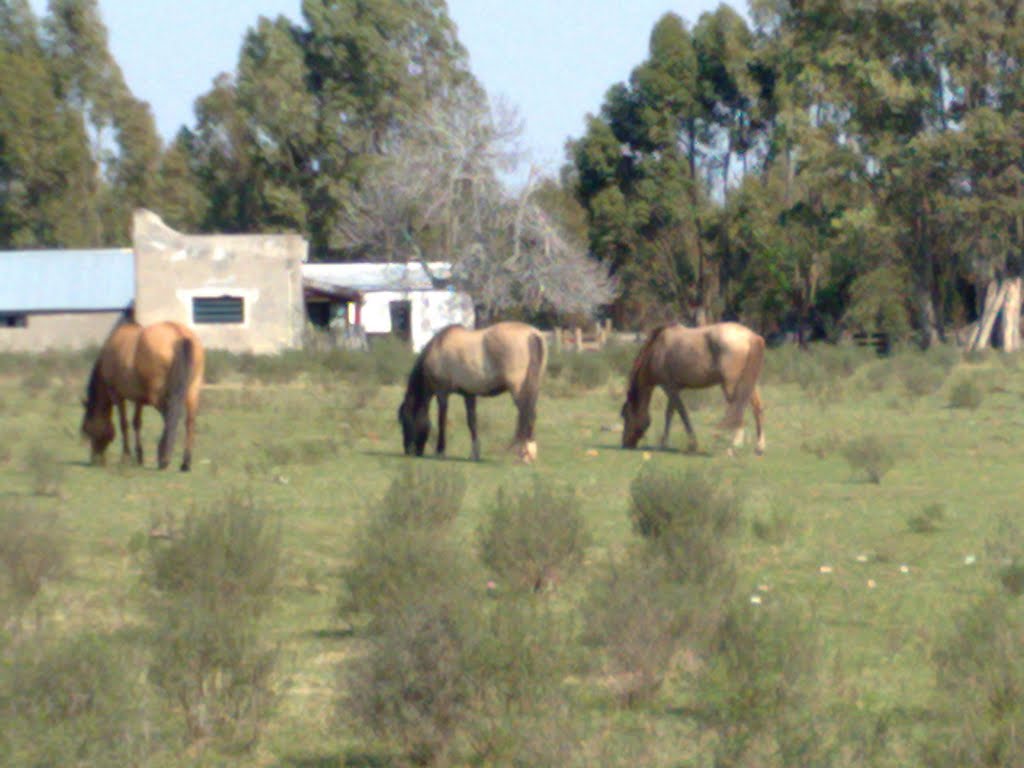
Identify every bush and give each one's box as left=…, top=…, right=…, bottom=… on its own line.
left=842, top=434, right=896, bottom=484
left=0, top=502, right=67, bottom=626
left=907, top=503, right=946, bottom=534
left=894, top=353, right=947, bottom=398
left=948, top=378, right=984, bottom=410
left=694, top=598, right=827, bottom=768
left=341, top=465, right=467, bottom=616
left=478, top=478, right=590, bottom=592
left=628, top=464, right=741, bottom=586
left=925, top=594, right=1024, bottom=767
left=0, top=633, right=151, bottom=766
left=142, top=494, right=282, bottom=751
left=581, top=554, right=692, bottom=706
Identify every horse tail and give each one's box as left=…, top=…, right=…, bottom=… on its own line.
left=516, top=331, right=547, bottom=442
left=721, top=332, right=765, bottom=430
left=158, top=337, right=195, bottom=468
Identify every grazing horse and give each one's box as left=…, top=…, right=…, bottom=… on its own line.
left=398, top=322, right=547, bottom=463
left=621, top=322, right=766, bottom=455
left=81, top=320, right=205, bottom=471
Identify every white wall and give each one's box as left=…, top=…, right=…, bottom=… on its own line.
left=360, top=289, right=475, bottom=351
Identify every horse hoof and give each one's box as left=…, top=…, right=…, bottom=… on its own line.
left=158, top=460, right=169, bottom=470
left=180, top=463, right=191, bottom=472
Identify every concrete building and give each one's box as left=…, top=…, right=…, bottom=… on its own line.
left=133, top=210, right=308, bottom=353
left=0, top=248, right=134, bottom=352
left=303, top=262, right=475, bottom=352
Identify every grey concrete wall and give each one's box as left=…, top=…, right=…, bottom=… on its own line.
left=133, top=209, right=308, bottom=354
left=0, top=311, right=123, bottom=352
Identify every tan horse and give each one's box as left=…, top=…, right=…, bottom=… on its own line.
left=398, top=322, right=547, bottom=463
left=621, top=322, right=766, bottom=455
left=81, top=321, right=205, bottom=471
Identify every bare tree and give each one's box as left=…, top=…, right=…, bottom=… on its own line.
left=336, top=89, right=616, bottom=319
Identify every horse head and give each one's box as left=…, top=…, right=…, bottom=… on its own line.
left=620, top=399, right=650, bottom=449
left=398, top=394, right=430, bottom=456
left=80, top=404, right=115, bottom=464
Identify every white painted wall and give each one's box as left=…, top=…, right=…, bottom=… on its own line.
left=360, top=289, right=475, bottom=351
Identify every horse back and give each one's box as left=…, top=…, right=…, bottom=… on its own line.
left=133, top=323, right=205, bottom=405
left=428, top=322, right=544, bottom=396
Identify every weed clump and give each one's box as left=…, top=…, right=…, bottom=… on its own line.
left=142, top=493, right=282, bottom=751
left=0, top=633, right=151, bottom=766
left=948, top=377, right=984, bottom=410
left=907, top=503, right=946, bottom=534
left=478, top=477, right=590, bottom=592
left=341, top=464, right=467, bottom=616
left=0, top=502, right=67, bottom=629
left=842, top=434, right=896, bottom=484
left=629, top=464, right=741, bottom=586
left=925, top=594, right=1024, bottom=767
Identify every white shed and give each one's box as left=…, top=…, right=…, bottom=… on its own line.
left=302, top=262, right=475, bottom=352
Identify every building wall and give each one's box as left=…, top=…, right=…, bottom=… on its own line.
left=0, top=311, right=123, bottom=353
left=133, top=209, right=308, bottom=354
left=359, top=289, right=475, bottom=352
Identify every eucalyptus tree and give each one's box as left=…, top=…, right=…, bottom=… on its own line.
left=0, top=0, right=99, bottom=246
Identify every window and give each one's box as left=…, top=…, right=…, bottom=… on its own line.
left=0, top=313, right=28, bottom=328
left=192, top=296, right=244, bottom=325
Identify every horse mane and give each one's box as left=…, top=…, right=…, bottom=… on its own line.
left=84, top=358, right=105, bottom=417
left=626, top=325, right=672, bottom=405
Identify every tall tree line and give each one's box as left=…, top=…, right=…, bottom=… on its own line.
left=568, top=0, right=1022, bottom=342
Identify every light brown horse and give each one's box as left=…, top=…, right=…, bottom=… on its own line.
left=81, top=320, right=205, bottom=471
left=398, top=322, right=547, bottom=463
left=621, top=322, right=766, bottom=455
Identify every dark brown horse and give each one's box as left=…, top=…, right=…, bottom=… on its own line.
left=621, top=322, right=766, bottom=455
left=81, top=320, right=205, bottom=470
left=398, top=322, right=547, bottom=463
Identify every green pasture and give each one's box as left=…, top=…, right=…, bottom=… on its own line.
left=1, top=342, right=1023, bottom=766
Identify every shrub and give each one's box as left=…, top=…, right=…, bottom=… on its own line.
left=600, top=341, right=640, bottom=379
left=693, top=598, right=827, bottom=768
left=894, top=353, right=947, bottom=398
left=343, top=596, right=479, bottom=766
left=341, top=465, right=467, bottom=616
left=925, top=594, right=1024, bottom=767
left=0, top=633, right=151, bottom=766
left=580, top=554, right=692, bottom=706
left=907, top=503, right=946, bottom=534
left=478, top=478, right=590, bottom=592
left=0, top=502, right=67, bottom=626
left=25, top=444, right=64, bottom=497
left=842, top=434, right=896, bottom=484
left=628, top=464, right=741, bottom=587
left=948, top=378, right=984, bottom=410
left=142, top=494, right=282, bottom=751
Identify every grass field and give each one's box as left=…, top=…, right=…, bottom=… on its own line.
left=1, top=342, right=1023, bottom=766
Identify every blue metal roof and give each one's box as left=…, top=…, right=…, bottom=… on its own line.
left=0, top=249, right=135, bottom=312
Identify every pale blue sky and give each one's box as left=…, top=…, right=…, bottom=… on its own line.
left=29, top=0, right=740, bottom=176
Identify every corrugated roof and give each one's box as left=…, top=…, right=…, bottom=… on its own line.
left=0, top=249, right=135, bottom=312
left=302, top=262, right=453, bottom=292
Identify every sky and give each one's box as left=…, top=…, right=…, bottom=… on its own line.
left=29, top=0, right=740, bottom=180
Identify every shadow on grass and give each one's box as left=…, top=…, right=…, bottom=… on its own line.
left=359, top=449, right=495, bottom=465
left=306, top=626, right=355, bottom=641
left=587, top=442, right=715, bottom=458
left=279, top=751, right=395, bottom=768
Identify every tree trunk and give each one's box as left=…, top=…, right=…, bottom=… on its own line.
left=970, top=279, right=1010, bottom=351
left=1003, top=278, right=1021, bottom=352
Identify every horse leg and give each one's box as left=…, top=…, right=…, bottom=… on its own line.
left=464, top=394, right=480, bottom=461
left=116, top=400, right=131, bottom=462
left=180, top=397, right=197, bottom=472
left=666, top=390, right=698, bottom=453
left=751, top=386, right=766, bottom=456
left=436, top=393, right=449, bottom=457
left=512, top=390, right=538, bottom=464
left=659, top=396, right=673, bottom=450
left=130, top=403, right=144, bottom=465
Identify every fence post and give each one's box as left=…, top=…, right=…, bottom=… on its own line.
left=574, top=327, right=583, bottom=353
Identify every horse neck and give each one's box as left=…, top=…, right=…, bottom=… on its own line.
left=85, top=361, right=113, bottom=418
left=627, top=362, right=655, bottom=413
